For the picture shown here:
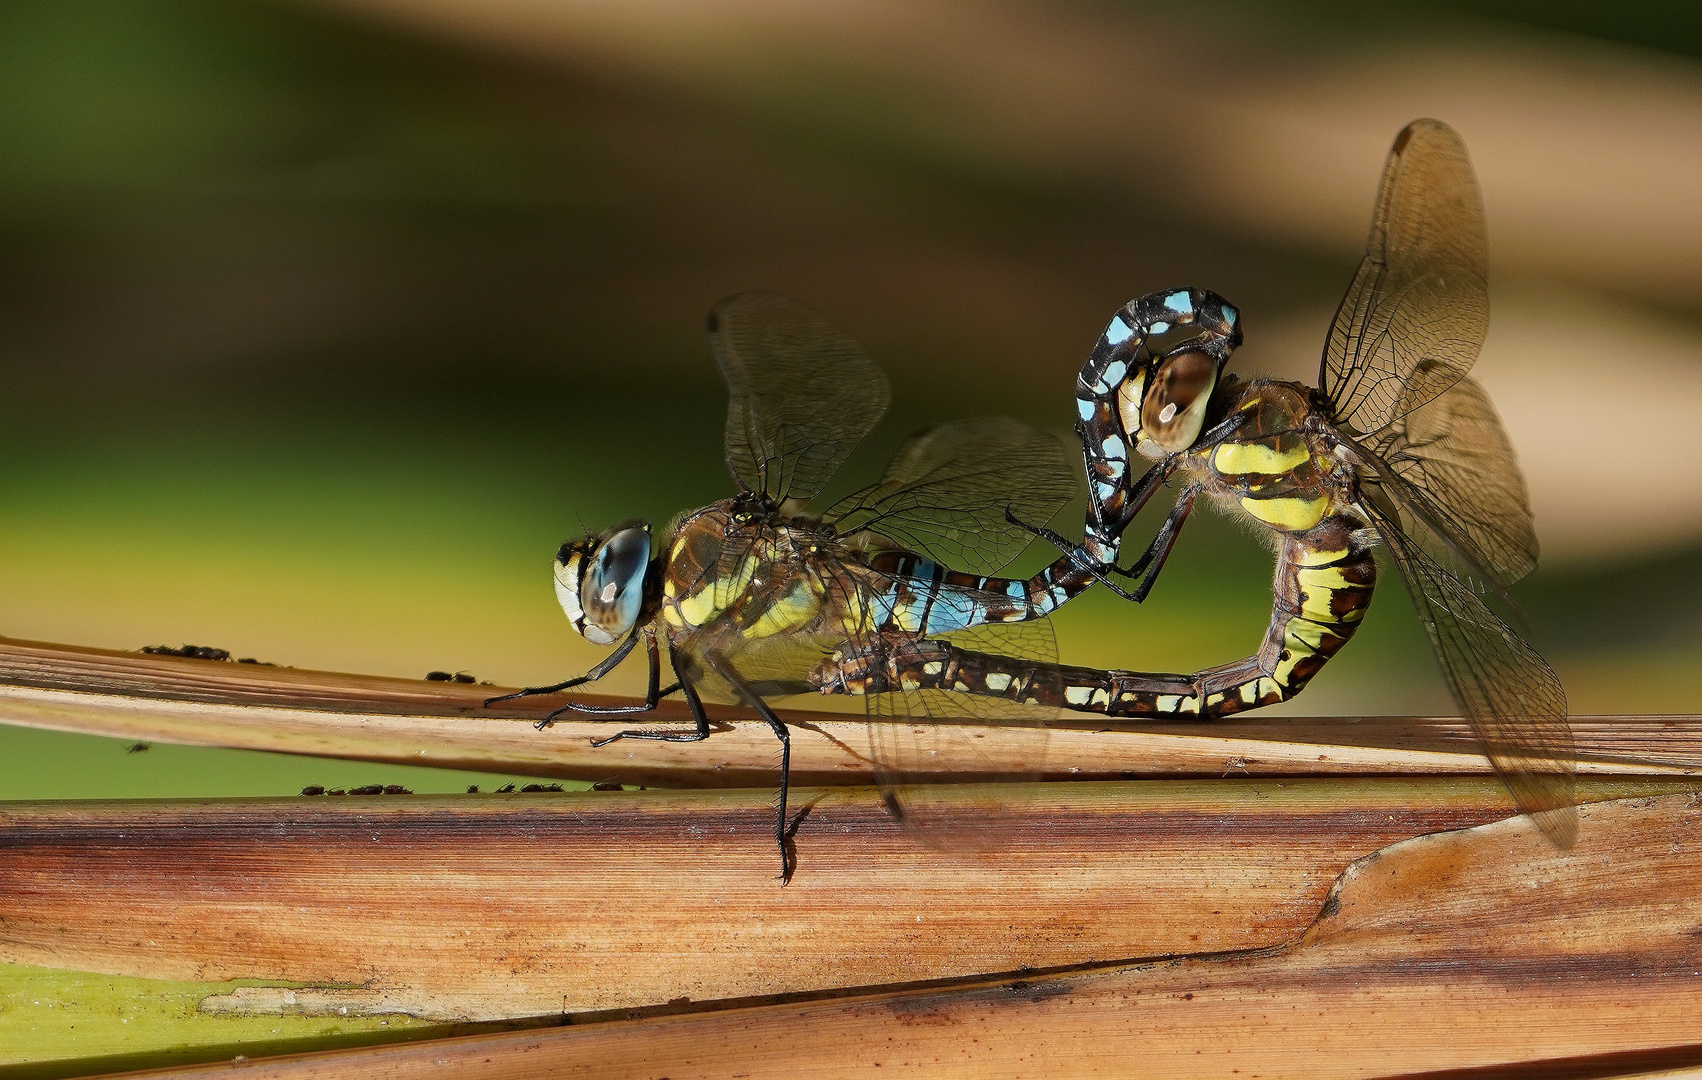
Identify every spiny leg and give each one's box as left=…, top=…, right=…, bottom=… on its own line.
left=1004, top=469, right=1192, bottom=604
left=483, top=627, right=640, bottom=707
left=538, top=631, right=682, bottom=725
left=1100, top=454, right=1172, bottom=536
left=1001, top=506, right=1144, bottom=602
left=588, top=645, right=713, bottom=745
left=1109, top=482, right=1197, bottom=603
left=703, top=652, right=793, bottom=883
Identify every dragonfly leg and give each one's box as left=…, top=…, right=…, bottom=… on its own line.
left=539, top=632, right=682, bottom=723
left=483, top=628, right=640, bottom=708
left=1113, top=483, right=1197, bottom=604
left=1000, top=460, right=1183, bottom=606
left=1001, top=506, right=1144, bottom=602
left=702, top=653, right=794, bottom=883
left=587, top=644, right=713, bottom=744
left=1194, top=409, right=1248, bottom=455
left=587, top=646, right=792, bottom=879
left=1105, top=457, right=1176, bottom=535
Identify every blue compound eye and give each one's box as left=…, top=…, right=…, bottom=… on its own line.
left=572, top=522, right=651, bottom=645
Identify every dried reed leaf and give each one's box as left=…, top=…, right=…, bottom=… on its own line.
left=0, top=778, right=1690, bottom=1031
left=111, top=791, right=1702, bottom=1079
left=1, top=637, right=1697, bottom=785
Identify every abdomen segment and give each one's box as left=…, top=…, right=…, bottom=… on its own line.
left=818, top=518, right=1375, bottom=718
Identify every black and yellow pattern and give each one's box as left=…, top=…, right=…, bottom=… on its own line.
left=823, top=119, right=1577, bottom=847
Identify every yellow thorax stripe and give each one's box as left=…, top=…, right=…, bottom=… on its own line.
left=674, top=556, right=758, bottom=629
left=744, top=579, right=822, bottom=640
left=1213, top=440, right=1311, bottom=476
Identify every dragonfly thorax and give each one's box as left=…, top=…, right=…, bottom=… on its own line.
left=1183, top=380, right=1356, bottom=536
left=656, top=502, right=837, bottom=640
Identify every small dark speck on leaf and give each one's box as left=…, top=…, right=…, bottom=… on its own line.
left=466, top=785, right=480, bottom=794
left=127, top=742, right=151, bottom=753
left=300, top=786, right=325, bottom=796
left=496, top=783, right=516, bottom=793
left=349, top=785, right=383, bottom=795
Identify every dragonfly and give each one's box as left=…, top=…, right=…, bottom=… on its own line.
left=489, top=292, right=1102, bottom=877
left=819, top=119, right=1578, bottom=846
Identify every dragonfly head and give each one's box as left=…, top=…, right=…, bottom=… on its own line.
left=1105, top=291, right=1241, bottom=460
left=554, top=520, right=653, bottom=645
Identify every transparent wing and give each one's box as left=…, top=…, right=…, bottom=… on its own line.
left=661, top=515, right=1055, bottom=851
left=710, top=292, right=891, bottom=503
left=1322, top=119, right=1489, bottom=437
left=864, top=608, right=1056, bottom=850
left=823, top=418, right=1079, bottom=576
left=1363, top=498, right=1576, bottom=847
left=1352, top=373, right=1538, bottom=592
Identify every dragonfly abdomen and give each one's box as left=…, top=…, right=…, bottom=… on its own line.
left=864, top=549, right=1103, bottom=635
left=819, top=516, right=1375, bottom=718
left=1197, top=526, right=1376, bottom=713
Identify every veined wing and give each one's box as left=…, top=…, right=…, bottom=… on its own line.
left=823, top=418, right=1078, bottom=575
left=710, top=292, right=891, bottom=504
left=667, top=519, right=1057, bottom=848
left=1361, top=497, right=1576, bottom=847
left=1322, top=119, right=1488, bottom=438
left=863, top=603, right=1057, bottom=850
left=1350, top=372, right=1538, bottom=593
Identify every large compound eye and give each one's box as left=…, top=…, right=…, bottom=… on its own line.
left=1138, top=349, right=1218, bottom=457
left=570, top=521, right=651, bottom=645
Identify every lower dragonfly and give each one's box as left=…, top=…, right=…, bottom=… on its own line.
left=489, top=292, right=1100, bottom=878
left=815, top=119, right=1578, bottom=846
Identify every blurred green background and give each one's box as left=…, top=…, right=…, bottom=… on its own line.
left=1, top=0, right=1699, bottom=799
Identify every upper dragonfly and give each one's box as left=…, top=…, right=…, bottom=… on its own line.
left=489, top=292, right=1102, bottom=877
left=827, top=119, right=1578, bottom=846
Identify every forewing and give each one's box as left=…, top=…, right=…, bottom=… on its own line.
left=1365, top=499, right=1576, bottom=847
left=1355, top=374, right=1538, bottom=589
left=825, top=418, right=1079, bottom=576
left=710, top=292, right=891, bottom=502
left=1322, top=119, right=1488, bottom=437
left=864, top=606, right=1056, bottom=850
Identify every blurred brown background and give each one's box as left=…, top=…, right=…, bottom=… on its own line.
left=1, top=0, right=1698, bottom=796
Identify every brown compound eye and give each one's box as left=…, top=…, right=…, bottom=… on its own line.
left=1138, top=349, right=1218, bottom=457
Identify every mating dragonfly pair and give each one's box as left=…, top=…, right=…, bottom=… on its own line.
left=490, top=119, right=1576, bottom=875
